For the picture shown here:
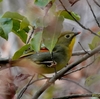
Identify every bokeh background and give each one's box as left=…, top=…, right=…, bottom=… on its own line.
left=0, top=0, right=100, bottom=99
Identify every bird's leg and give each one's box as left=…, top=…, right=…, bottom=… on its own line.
left=51, top=52, right=57, bottom=75
left=53, top=66, right=57, bottom=75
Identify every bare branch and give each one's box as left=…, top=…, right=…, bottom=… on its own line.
left=86, top=0, right=100, bottom=28
left=68, top=0, right=80, bottom=6
left=72, top=50, right=91, bottom=56
left=59, top=0, right=100, bottom=38
left=26, top=26, right=35, bottom=44
left=64, top=55, right=96, bottom=76
left=17, top=75, right=34, bottom=99
left=78, top=42, right=90, bottom=55
left=94, top=0, right=100, bottom=7
left=53, top=93, right=100, bottom=99
left=32, top=45, right=100, bottom=99
left=62, top=78, right=92, bottom=93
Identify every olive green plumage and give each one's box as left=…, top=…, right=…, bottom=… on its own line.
left=0, top=31, right=79, bottom=74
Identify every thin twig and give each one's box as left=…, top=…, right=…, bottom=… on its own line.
left=59, top=0, right=100, bottom=38
left=72, top=50, right=100, bottom=56
left=53, top=93, right=100, bottom=99
left=78, top=42, right=90, bottom=55
left=29, top=77, right=47, bottom=85
left=26, top=26, right=35, bottom=44
left=69, top=0, right=80, bottom=6
left=94, top=0, right=100, bottom=7
left=64, top=55, right=96, bottom=76
left=72, top=50, right=91, bottom=56
left=17, top=75, right=34, bottom=99
left=32, top=45, right=100, bottom=99
left=86, top=0, right=100, bottom=27
left=61, top=78, right=92, bottom=93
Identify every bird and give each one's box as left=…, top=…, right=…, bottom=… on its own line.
left=0, top=31, right=80, bottom=74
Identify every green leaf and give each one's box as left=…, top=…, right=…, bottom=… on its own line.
left=43, top=15, right=64, bottom=53
left=12, top=19, right=28, bottom=43
left=0, top=18, right=13, bottom=40
left=0, top=0, right=3, bottom=2
left=13, top=29, right=28, bottom=43
left=89, top=32, right=100, bottom=50
left=12, top=19, right=20, bottom=31
left=20, top=17, right=29, bottom=30
left=0, top=27, right=5, bottom=39
left=2, top=11, right=24, bottom=20
left=34, top=0, right=51, bottom=7
left=0, top=11, right=32, bottom=44
left=30, top=31, right=42, bottom=52
left=88, top=44, right=94, bottom=50
left=57, top=10, right=80, bottom=21
left=85, top=74, right=100, bottom=86
left=12, top=44, right=30, bottom=60
left=23, top=26, right=30, bottom=33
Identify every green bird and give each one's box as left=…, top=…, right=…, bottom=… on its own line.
left=0, top=31, right=80, bottom=74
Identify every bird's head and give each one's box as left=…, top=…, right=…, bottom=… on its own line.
left=57, top=31, right=80, bottom=46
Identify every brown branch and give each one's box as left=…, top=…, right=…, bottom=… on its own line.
left=68, top=0, right=80, bottom=6
left=64, top=55, right=96, bottom=76
left=26, top=26, right=35, bottom=44
left=32, top=45, right=100, bottom=99
left=86, top=0, right=100, bottom=28
left=59, top=0, right=100, bottom=38
left=17, top=75, right=34, bottom=99
left=72, top=50, right=91, bottom=56
left=53, top=93, right=100, bottom=99
left=78, top=42, right=90, bottom=55
left=94, top=0, right=100, bottom=7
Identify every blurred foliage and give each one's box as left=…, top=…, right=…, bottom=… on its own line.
left=0, top=18, right=13, bottom=39
left=0, top=0, right=2, bottom=2
left=0, top=0, right=80, bottom=62
left=85, top=74, right=100, bottom=86
left=30, top=31, right=42, bottom=52
left=89, top=32, right=100, bottom=50
left=43, top=15, right=64, bottom=53
left=57, top=10, right=80, bottom=21
left=1, top=0, right=100, bottom=99
left=34, top=0, right=52, bottom=7
left=12, top=44, right=30, bottom=60
left=0, top=11, right=30, bottom=43
left=85, top=31, right=100, bottom=88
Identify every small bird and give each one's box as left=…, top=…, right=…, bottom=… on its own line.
left=0, top=31, right=80, bottom=74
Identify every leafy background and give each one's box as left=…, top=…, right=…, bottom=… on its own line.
left=0, top=0, right=100, bottom=99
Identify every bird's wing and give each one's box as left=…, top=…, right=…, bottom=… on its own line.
left=26, top=51, right=58, bottom=68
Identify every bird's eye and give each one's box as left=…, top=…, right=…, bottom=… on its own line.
left=65, top=34, right=70, bottom=38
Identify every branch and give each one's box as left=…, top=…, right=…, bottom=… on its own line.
left=32, top=45, right=100, bottom=99
left=72, top=50, right=91, bottom=56
left=62, top=78, right=92, bottom=93
left=78, top=42, right=90, bottom=55
left=17, top=75, right=34, bottom=99
left=86, top=0, right=100, bottom=28
left=68, top=0, right=80, bottom=6
left=64, top=55, right=96, bottom=76
left=59, top=0, right=100, bottom=38
left=53, top=93, right=100, bottom=99
left=26, top=26, right=35, bottom=44
left=94, top=0, right=100, bottom=7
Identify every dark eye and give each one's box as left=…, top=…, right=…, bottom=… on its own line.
left=65, top=34, right=70, bottom=38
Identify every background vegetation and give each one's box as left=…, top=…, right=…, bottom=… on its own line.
left=0, top=0, right=100, bottom=99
